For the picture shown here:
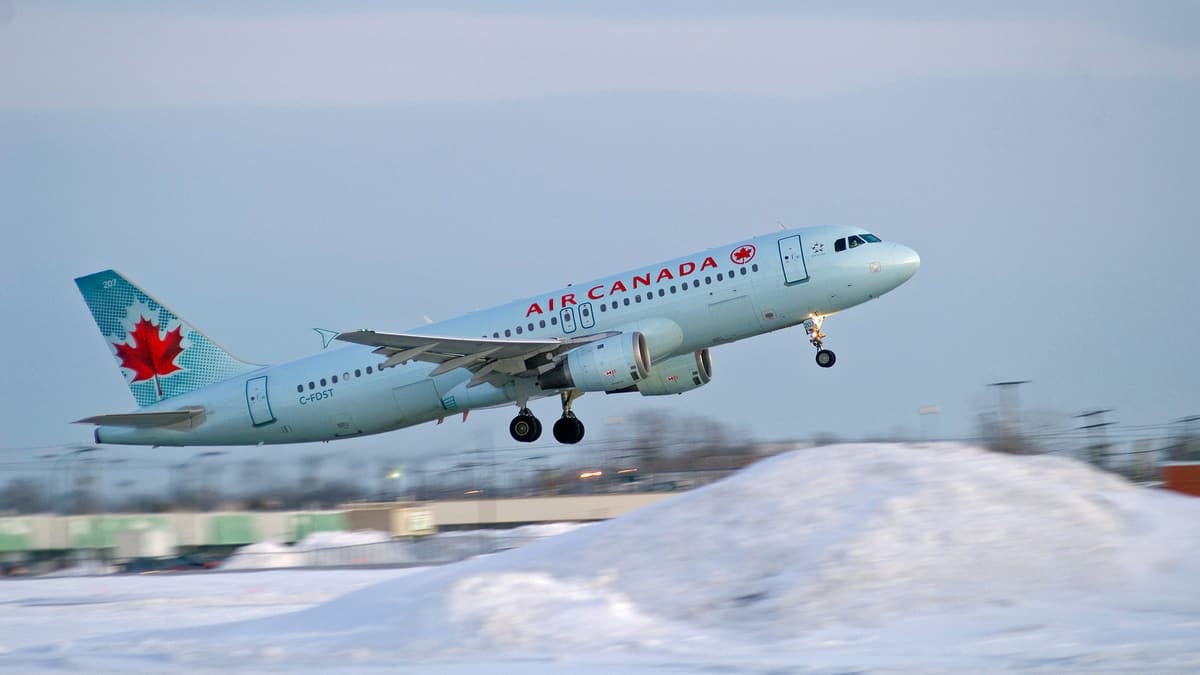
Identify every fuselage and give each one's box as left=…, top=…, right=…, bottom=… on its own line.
left=93, top=225, right=919, bottom=446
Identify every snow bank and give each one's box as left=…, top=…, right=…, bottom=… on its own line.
left=14, top=444, right=1200, bottom=671
left=221, top=530, right=392, bottom=570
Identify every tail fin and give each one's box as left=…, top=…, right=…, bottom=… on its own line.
left=75, top=270, right=259, bottom=407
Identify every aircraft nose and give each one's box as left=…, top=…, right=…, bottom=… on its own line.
left=896, top=244, right=920, bottom=282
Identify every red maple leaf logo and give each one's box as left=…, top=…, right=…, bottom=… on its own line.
left=731, top=244, right=756, bottom=264
left=113, top=316, right=184, bottom=399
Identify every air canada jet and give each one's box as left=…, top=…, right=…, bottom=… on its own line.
left=74, top=226, right=919, bottom=446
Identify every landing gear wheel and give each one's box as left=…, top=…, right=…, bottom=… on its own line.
left=804, top=315, right=836, bottom=368
left=553, top=414, right=585, bottom=445
left=815, top=349, right=836, bottom=368
left=509, top=409, right=542, bottom=443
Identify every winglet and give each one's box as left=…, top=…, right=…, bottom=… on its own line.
left=314, top=328, right=340, bottom=350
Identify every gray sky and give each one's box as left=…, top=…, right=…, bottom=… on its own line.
left=2, top=1, right=1198, bottom=469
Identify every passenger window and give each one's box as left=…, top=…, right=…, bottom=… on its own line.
left=308, top=382, right=315, bottom=390
left=635, top=295, right=642, bottom=303
left=670, top=286, right=676, bottom=293
left=355, top=369, right=361, bottom=377
left=624, top=298, right=630, bottom=306
left=611, top=301, right=618, bottom=309
left=539, top=320, right=546, bottom=328
left=599, top=304, right=606, bottom=312
left=493, top=332, right=499, bottom=338
left=550, top=316, right=558, bottom=325
left=751, top=264, right=759, bottom=272
left=705, top=276, right=712, bottom=284
left=505, top=329, right=512, bottom=337
left=366, top=367, right=373, bottom=374
left=320, top=378, right=327, bottom=387
left=717, top=273, right=723, bottom=281
left=331, top=375, right=338, bottom=384
left=515, top=326, right=523, bottom=334
left=659, top=289, right=665, bottom=297
left=834, top=238, right=846, bottom=252
left=528, top=322, right=535, bottom=331
left=693, top=279, right=700, bottom=287
left=740, top=267, right=747, bottom=275
left=296, top=384, right=303, bottom=393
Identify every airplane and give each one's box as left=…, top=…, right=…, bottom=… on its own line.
left=73, top=226, right=919, bottom=446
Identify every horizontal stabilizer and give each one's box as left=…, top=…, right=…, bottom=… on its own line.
left=75, top=407, right=206, bottom=429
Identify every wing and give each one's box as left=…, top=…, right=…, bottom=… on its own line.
left=336, top=330, right=614, bottom=387
left=76, top=407, right=206, bottom=429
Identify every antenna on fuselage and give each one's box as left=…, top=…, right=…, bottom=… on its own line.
left=777, top=221, right=786, bottom=230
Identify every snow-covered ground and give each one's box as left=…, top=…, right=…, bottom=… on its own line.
left=2, top=443, right=1199, bottom=673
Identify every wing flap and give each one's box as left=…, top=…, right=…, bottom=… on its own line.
left=336, top=329, right=616, bottom=381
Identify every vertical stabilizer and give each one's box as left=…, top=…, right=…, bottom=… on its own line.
left=75, top=270, right=259, bottom=407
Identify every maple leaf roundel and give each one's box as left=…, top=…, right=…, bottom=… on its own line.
left=730, top=244, right=756, bottom=265
left=113, top=316, right=185, bottom=385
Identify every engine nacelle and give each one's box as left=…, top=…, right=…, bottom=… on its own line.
left=633, top=350, right=712, bottom=396
left=538, top=332, right=651, bottom=392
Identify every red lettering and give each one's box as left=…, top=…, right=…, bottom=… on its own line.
left=632, top=273, right=651, bottom=289
left=656, top=268, right=674, bottom=282
left=526, top=303, right=543, bottom=317
left=609, top=279, right=627, bottom=294
left=549, top=297, right=555, bottom=312
left=700, top=256, right=718, bottom=271
left=588, top=285, right=605, bottom=300
left=678, top=261, right=695, bottom=276
left=561, top=293, right=577, bottom=307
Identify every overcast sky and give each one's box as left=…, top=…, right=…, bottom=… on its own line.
left=2, top=1, right=1198, bottom=473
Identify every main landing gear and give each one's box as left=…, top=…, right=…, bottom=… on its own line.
left=507, top=390, right=585, bottom=445
left=552, top=390, right=585, bottom=445
left=509, top=408, right=542, bottom=443
left=804, top=315, right=837, bottom=369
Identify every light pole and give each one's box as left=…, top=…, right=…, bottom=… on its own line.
left=986, top=381, right=1031, bottom=453
left=182, top=451, right=226, bottom=510
left=55, top=446, right=97, bottom=514
left=918, top=405, right=941, bottom=442
left=1075, top=409, right=1115, bottom=468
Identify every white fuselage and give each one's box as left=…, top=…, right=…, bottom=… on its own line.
left=94, top=226, right=919, bottom=446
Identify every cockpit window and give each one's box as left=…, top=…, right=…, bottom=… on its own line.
left=836, top=233, right=880, bottom=252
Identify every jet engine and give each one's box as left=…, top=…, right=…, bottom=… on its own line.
left=538, top=332, right=651, bottom=392
left=631, top=350, right=712, bottom=396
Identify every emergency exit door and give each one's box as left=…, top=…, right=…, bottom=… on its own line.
left=245, top=375, right=276, bottom=426
left=777, top=235, right=810, bottom=284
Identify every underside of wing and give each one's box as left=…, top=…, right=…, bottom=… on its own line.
left=75, top=407, right=206, bottom=429
left=336, top=330, right=614, bottom=387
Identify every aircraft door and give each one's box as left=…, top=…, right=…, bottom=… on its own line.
left=560, top=307, right=577, bottom=334
left=245, top=376, right=276, bottom=426
left=579, top=302, right=596, bottom=329
left=778, top=235, right=810, bottom=284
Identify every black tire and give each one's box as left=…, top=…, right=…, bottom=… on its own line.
left=509, top=414, right=541, bottom=443
left=552, top=416, right=585, bottom=444
left=816, top=349, right=836, bottom=368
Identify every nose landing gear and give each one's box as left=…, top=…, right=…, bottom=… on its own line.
left=804, top=315, right=837, bottom=368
